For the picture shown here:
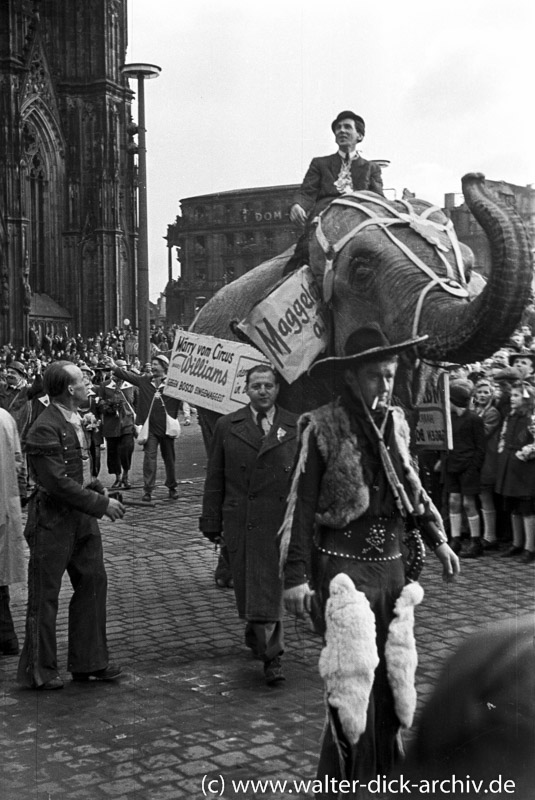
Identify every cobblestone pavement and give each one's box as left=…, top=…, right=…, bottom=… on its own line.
left=1, top=421, right=534, bottom=799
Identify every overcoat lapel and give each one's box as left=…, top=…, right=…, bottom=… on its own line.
left=230, top=406, right=297, bottom=454
left=260, top=408, right=297, bottom=455
left=231, top=408, right=262, bottom=451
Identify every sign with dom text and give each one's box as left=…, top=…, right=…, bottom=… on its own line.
left=164, top=330, right=268, bottom=414
left=414, top=372, right=453, bottom=451
left=237, top=265, right=328, bottom=384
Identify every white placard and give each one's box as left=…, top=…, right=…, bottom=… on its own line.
left=163, top=330, right=268, bottom=414
left=237, top=265, right=328, bottom=383
left=414, top=372, right=453, bottom=451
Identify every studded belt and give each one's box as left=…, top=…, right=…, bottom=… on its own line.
left=317, top=516, right=404, bottom=562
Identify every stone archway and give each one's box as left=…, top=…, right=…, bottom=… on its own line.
left=19, top=106, right=65, bottom=300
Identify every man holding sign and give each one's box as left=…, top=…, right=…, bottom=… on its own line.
left=200, top=364, right=298, bottom=686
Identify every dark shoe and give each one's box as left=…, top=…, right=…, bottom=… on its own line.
left=482, top=539, right=500, bottom=551
left=168, top=488, right=179, bottom=500
left=111, top=477, right=122, bottom=488
left=461, top=539, right=483, bottom=559
left=72, top=664, right=122, bottom=682
left=450, top=538, right=462, bottom=555
left=501, top=545, right=523, bottom=558
left=39, top=676, right=64, bottom=690
left=141, top=493, right=152, bottom=503
left=521, top=550, right=535, bottom=564
left=121, top=479, right=131, bottom=490
left=264, top=656, right=285, bottom=686
left=0, top=638, right=19, bottom=656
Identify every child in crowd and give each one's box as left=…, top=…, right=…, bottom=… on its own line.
left=495, top=381, right=535, bottom=564
left=442, top=380, right=486, bottom=558
left=473, top=378, right=502, bottom=550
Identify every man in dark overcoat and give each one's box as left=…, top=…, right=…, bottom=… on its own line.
left=200, top=364, right=298, bottom=685
left=17, top=362, right=125, bottom=690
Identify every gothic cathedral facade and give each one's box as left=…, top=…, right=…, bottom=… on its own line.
left=0, top=0, right=137, bottom=347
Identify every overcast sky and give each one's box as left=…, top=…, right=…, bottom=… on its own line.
left=126, top=0, right=534, bottom=300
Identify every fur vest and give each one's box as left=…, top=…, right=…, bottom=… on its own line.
left=279, top=399, right=442, bottom=569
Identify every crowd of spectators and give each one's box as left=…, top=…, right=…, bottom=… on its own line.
left=0, top=322, right=185, bottom=488
left=0, top=322, right=180, bottom=384
left=423, top=323, right=535, bottom=563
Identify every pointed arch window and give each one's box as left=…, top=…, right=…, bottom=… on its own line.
left=28, top=150, right=47, bottom=292
left=20, top=112, right=64, bottom=298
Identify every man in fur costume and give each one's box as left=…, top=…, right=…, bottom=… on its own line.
left=280, top=323, right=460, bottom=798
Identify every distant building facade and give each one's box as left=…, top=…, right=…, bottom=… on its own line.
left=165, top=178, right=535, bottom=329
left=0, top=0, right=137, bottom=348
left=165, top=185, right=298, bottom=327
left=444, top=180, right=535, bottom=277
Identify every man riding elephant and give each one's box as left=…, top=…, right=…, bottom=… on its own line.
left=287, top=110, right=385, bottom=272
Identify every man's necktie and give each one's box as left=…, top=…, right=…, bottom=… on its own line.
left=256, top=411, right=266, bottom=436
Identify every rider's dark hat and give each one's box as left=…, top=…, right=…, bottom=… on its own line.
left=331, top=111, right=366, bottom=136
left=308, top=323, right=428, bottom=379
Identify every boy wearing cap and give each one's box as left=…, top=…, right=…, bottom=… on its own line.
left=509, top=349, right=535, bottom=382
left=0, top=361, right=31, bottom=437
left=442, top=380, right=486, bottom=558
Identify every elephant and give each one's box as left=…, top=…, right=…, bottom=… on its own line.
left=192, top=173, right=533, bottom=438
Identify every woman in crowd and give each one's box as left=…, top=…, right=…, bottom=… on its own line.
left=495, top=381, right=535, bottom=563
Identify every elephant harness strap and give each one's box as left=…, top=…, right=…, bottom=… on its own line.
left=313, top=192, right=470, bottom=338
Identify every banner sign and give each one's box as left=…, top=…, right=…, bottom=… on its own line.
left=414, top=372, right=453, bottom=451
left=163, top=330, right=268, bottom=414
left=237, top=265, right=329, bottom=384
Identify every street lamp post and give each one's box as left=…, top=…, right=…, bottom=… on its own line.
left=120, top=62, right=161, bottom=364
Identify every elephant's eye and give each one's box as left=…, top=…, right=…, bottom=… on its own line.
left=349, top=257, right=376, bottom=293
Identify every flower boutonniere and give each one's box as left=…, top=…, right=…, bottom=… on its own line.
left=276, top=427, right=286, bottom=442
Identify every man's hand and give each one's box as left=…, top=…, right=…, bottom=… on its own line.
left=289, top=203, right=307, bottom=228
left=105, top=497, right=125, bottom=521
left=283, top=583, right=315, bottom=618
left=435, top=543, right=460, bottom=582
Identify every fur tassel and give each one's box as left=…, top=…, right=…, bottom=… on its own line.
left=319, top=574, right=379, bottom=745
left=278, top=420, right=313, bottom=574
left=384, top=581, right=424, bottom=729
left=392, top=408, right=445, bottom=532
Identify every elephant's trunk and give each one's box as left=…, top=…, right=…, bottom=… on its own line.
left=420, top=173, right=532, bottom=362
